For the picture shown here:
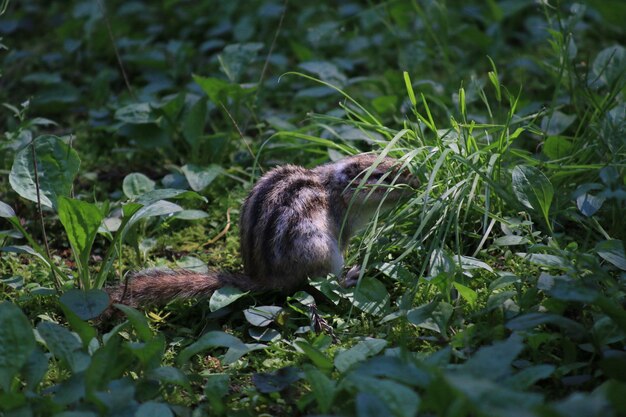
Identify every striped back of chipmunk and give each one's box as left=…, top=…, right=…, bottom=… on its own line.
left=239, top=164, right=330, bottom=284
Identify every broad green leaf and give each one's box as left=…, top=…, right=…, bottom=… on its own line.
left=591, top=45, right=626, bottom=88
left=348, top=375, right=420, bottom=417
left=540, top=111, right=576, bottom=136
left=58, top=302, right=97, bottom=349
left=595, top=240, right=626, bottom=271
left=22, top=347, right=48, bottom=391
left=406, top=301, right=438, bottom=327
left=299, top=60, right=347, bottom=86
left=252, top=366, right=301, bottom=393
left=127, top=200, right=183, bottom=229
left=543, top=136, right=573, bottom=159
left=136, top=402, right=173, bottom=417
left=135, top=189, right=206, bottom=205
left=193, top=74, right=254, bottom=104
left=243, top=306, right=283, bottom=327
left=209, top=286, right=247, bottom=312
left=0, top=302, right=36, bottom=391
left=182, top=97, right=208, bottom=146
left=458, top=255, right=494, bottom=272
left=122, top=173, right=155, bottom=199
left=519, top=253, right=570, bottom=269
left=0, top=200, right=16, bottom=218
left=37, top=321, right=89, bottom=373
left=85, top=335, right=132, bottom=393
left=9, top=135, right=80, bottom=208
left=461, top=333, right=524, bottom=379
left=351, top=356, right=430, bottom=387
left=303, top=364, right=336, bottom=413
left=174, top=209, right=209, bottom=220
left=352, top=277, right=390, bottom=316
left=506, top=364, right=555, bottom=389
left=453, top=282, right=478, bottom=306
left=60, top=289, right=109, bottom=320
left=511, top=165, right=553, bottom=230
left=205, top=373, right=230, bottom=413
left=506, top=313, right=586, bottom=339
left=493, top=235, right=529, bottom=246
left=57, top=197, right=103, bottom=282
left=113, top=304, right=153, bottom=342
left=127, top=334, right=166, bottom=366
left=146, top=366, right=190, bottom=388
left=295, top=340, right=334, bottom=371
left=218, top=43, right=263, bottom=82
left=334, top=338, right=387, bottom=372
left=177, top=331, right=248, bottom=365
left=356, top=392, right=394, bottom=417
left=114, top=102, right=155, bottom=124
left=181, top=163, right=222, bottom=192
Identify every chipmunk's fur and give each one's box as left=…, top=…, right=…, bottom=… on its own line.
left=106, top=153, right=416, bottom=309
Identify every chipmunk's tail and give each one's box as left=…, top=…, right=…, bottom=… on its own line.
left=106, top=268, right=259, bottom=309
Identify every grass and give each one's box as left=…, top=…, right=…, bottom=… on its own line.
left=1, top=1, right=625, bottom=416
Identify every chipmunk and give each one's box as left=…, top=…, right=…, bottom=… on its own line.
left=106, top=153, right=417, bottom=309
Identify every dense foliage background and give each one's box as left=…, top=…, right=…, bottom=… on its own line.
left=1, top=0, right=625, bottom=416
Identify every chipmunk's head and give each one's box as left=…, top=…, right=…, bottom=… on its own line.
left=334, top=153, right=419, bottom=207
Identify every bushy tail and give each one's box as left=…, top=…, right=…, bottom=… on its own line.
left=106, top=268, right=259, bottom=308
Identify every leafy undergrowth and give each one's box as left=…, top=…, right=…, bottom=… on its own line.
left=1, top=1, right=625, bottom=416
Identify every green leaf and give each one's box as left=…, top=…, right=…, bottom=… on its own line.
left=543, top=136, right=573, bottom=159
left=352, top=277, right=390, bottom=316
left=209, top=286, right=247, bottom=312
left=0, top=302, right=36, bottom=391
left=135, top=402, right=173, bottom=417
left=182, top=97, right=208, bottom=147
left=461, top=333, right=524, bottom=379
left=403, top=71, right=417, bottom=107
left=57, top=197, right=103, bottom=284
left=122, top=173, right=156, bottom=199
left=356, top=392, right=394, bottom=417
left=511, top=165, right=554, bottom=231
left=9, top=135, right=80, bottom=209
left=348, top=375, right=420, bottom=417
left=252, top=366, right=301, bottom=393
left=506, top=313, right=586, bottom=339
left=243, top=305, right=282, bottom=327
left=334, top=338, right=387, bottom=373
left=541, top=111, right=576, bottom=136
left=493, top=235, right=529, bottom=246
left=181, top=163, right=222, bottom=192
left=177, top=331, right=248, bottom=365
left=0, top=200, right=16, bottom=218
left=591, top=45, right=626, bottom=88
left=303, top=364, right=336, bottom=413
left=58, top=302, right=97, bottom=349
left=114, top=102, right=155, bottom=124
left=506, top=364, right=555, bottom=389
left=126, top=200, right=183, bottom=229
left=218, top=43, right=263, bottom=82
left=36, top=321, right=89, bottom=373
left=406, top=301, right=438, bottom=326
left=22, top=347, right=49, bottom=391
left=146, top=366, right=190, bottom=388
left=60, top=289, right=109, bottom=320
left=295, top=340, right=334, bottom=371
left=453, top=282, right=477, bottom=306
left=135, top=189, right=206, bottom=205
left=595, top=239, right=626, bottom=271
left=113, top=304, right=153, bottom=342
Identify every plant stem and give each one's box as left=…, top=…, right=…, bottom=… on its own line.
left=30, top=141, right=62, bottom=292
